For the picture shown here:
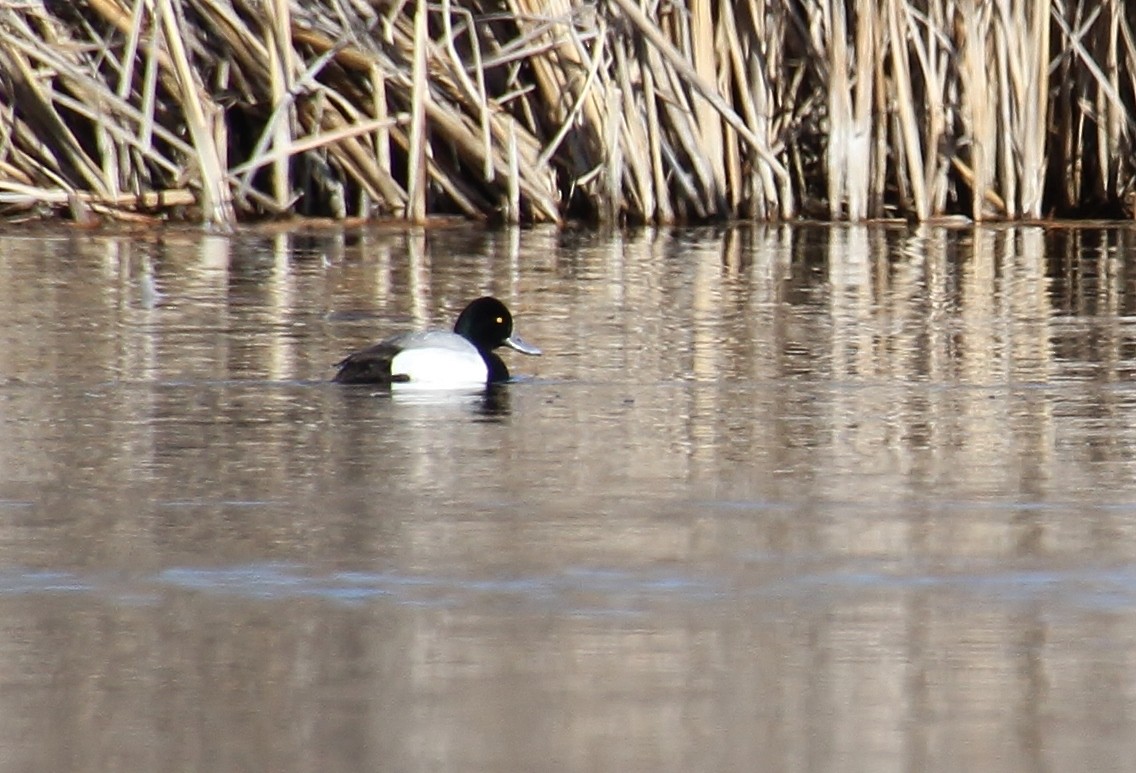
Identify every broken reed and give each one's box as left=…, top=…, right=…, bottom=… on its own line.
left=0, top=0, right=1133, bottom=226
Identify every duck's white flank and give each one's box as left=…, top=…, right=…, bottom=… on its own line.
left=389, top=332, right=487, bottom=387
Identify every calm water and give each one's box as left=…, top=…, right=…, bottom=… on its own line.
left=2, top=223, right=1136, bottom=771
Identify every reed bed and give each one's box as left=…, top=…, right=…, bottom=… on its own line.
left=0, top=0, right=1133, bottom=225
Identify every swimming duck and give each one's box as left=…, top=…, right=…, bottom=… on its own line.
left=332, top=296, right=541, bottom=386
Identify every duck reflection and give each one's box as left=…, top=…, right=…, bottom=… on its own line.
left=335, top=382, right=511, bottom=419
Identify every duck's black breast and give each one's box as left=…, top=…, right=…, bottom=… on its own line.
left=484, top=352, right=510, bottom=383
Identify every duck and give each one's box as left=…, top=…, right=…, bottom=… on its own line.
left=332, top=296, right=542, bottom=386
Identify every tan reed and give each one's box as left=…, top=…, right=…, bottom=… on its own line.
left=0, top=0, right=1132, bottom=225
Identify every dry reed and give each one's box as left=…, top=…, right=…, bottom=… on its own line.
left=0, top=0, right=1133, bottom=225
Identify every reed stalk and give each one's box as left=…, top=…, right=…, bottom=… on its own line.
left=0, top=0, right=1133, bottom=224
left=958, top=0, right=995, bottom=220
left=887, top=0, right=927, bottom=220
left=154, top=0, right=233, bottom=225
left=406, top=0, right=428, bottom=223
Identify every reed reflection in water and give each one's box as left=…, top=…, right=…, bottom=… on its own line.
left=0, top=224, right=1135, bottom=772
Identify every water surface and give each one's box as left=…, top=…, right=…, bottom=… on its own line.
left=1, top=223, right=1136, bottom=771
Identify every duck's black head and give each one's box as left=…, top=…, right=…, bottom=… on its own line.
left=453, top=297, right=542, bottom=357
